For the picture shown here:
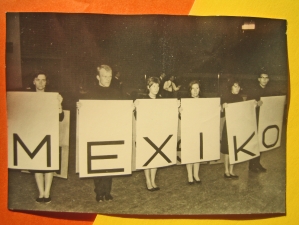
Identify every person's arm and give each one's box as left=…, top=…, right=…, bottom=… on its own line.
left=163, top=81, right=170, bottom=91
left=164, top=81, right=173, bottom=92
left=172, top=82, right=181, bottom=91
left=57, top=94, right=64, bottom=121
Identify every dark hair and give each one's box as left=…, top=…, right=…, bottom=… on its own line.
left=188, top=80, right=200, bottom=91
left=259, top=73, right=269, bottom=78
left=147, top=77, right=160, bottom=88
left=32, top=71, right=47, bottom=81
left=227, top=78, right=241, bottom=90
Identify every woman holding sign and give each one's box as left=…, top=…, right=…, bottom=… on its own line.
left=135, top=77, right=161, bottom=191
left=185, top=80, right=202, bottom=184
left=221, top=79, right=243, bottom=179
left=30, top=72, right=64, bottom=203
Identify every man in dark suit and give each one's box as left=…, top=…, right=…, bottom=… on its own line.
left=248, top=73, right=272, bottom=173
left=158, top=72, right=166, bottom=97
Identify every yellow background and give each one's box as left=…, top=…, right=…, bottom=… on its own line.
left=94, top=0, right=299, bottom=224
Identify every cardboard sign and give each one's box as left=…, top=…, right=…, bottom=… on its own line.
left=225, top=100, right=260, bottom=164
left=54, top=110, right=70, bottom=179
left=135, top=99, right=178, bottom=169
left=7, top=92, right=59, bottom=170
left=180, top=98, right=221, bottom=164
left=78, top=100, right=133, bottom=178
left=258, top=96, right=286, bottom=152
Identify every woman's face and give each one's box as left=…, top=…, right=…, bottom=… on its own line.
left=231, top=83, right=240, bottom=94
left=191, top=83, right=200, bottom=98
left=148, top=83, right=159, bottom=96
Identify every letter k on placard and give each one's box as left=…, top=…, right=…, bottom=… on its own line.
left=143, top=135, right=173, bottom=167
left=233, top=132, right=256, bottom=161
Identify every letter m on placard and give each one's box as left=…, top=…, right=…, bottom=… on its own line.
left=13, top=133, right=52, bottom=167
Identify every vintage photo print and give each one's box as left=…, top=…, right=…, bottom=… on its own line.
left=7, top=13, right=288, bottom=215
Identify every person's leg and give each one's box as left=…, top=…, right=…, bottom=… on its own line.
left=44, top=172, right=53, bottom=198
left=34, top=173, right=45, bottom=198
left=94, top=177, right=105, bottom=202
left=144, top=169, right=154, bottom=190
left=257, top=153, right=267, bottom=171
left=103, top=176, right=113, bottom=201
left=229, top=159, right=238, bottom=179
left=150, top=168, right=158, bottom=188
left=186, top=163, right=194, bottom=183
left=249, top=156, right=259, bottom=172
left=229, top=164, right=234, bottom=175
left=224, top=154, right=230, bottom=177
left=193, top=163, right=200, bottom=182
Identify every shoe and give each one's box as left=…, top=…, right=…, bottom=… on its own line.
left=249, top=167, right=259, bottom=173
left=44, top=197, right=51, bottom=204
left=35, top=197, right=44, bottom=203
left=147, top=187, right=156, bottom=191
left=96, top=195, right=104, bottom=202
left=230, top=174, right=239, bottom=179
left=224, top=173, right=232, bottom=179
left=258, top=165, right=267, bottom=172
left=105, top=194, right=113, bottom=201
left=195, top=180, right=202, bottom=184
left=153, top=187, right=160, bottom=191
left=188, top=181, right=195, bottom=185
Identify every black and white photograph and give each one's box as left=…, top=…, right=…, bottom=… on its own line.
left=6, top=13, right=288, bottom=215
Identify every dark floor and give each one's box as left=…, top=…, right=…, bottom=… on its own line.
left=8, top=94, right=286, bottom=215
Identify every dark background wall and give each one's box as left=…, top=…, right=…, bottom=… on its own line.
left=6, top=13, right=288, bottom=97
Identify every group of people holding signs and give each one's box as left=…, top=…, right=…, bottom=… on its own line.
left=7, top=65, right=286, bottom=204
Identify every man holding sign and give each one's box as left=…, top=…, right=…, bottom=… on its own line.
left=78, top=65, right=121, bottom=202
left=248, top=73, right=273, bottom=173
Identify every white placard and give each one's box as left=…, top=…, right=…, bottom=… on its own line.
left=258, top=96, right=286, bottom=152
left=54, top=110, right=70, bottom=179
left=78, top=100, right=133, bottom=178
left=135, top=99, right=178, bottom=169
left=181, top=98, right=221, bottom=164
left=225, top=100, right=260, bottom=164
left=7, top=92, right=59, bottom=170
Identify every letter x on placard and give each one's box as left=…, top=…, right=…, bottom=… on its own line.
left=143, top=135, right=173, bottom=167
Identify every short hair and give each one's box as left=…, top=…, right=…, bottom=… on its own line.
left=188, top=80, right=200, bottom=91
left=147, top=77, right=160, bottom=88
left=32, top=71, right=47, bottom=80
left=97, top=65, right=112, bottom=74
left=228, top=79, right=241, bottom=90
left=259, top=73, right=269, bottom=78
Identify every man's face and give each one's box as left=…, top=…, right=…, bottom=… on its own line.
left=231, top=83, right=240, bottom=94
left=33, top=74, right=47, bottom=91
left=258, top=74, right=269, bottom=87
left=97, top=69, right=112, bottom=87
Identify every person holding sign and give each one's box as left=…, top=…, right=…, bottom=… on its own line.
left=221, top=79, right=243, bottom=179
left=185, top=80, right=202, bottom=184
left=78, top=65, right=121, bottom=202
left=248, top=73, right=272, bottom=173
left=30, top=72, right=64, bottom=203
left=138, top=77, right=161, bottom=191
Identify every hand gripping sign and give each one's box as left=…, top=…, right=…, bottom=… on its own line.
left=78, top=100, right=133, bottom=178
left=258, top=96, right=286, bottom=152
left=135, top=99, right=178, bottom=170
left=225, top=100, right=260, bottom=164
left=180, top=98, right=221, bottom=164
left=7, top=92, right=59, bottom=170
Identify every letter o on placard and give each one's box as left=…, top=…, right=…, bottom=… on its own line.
left=262, top=125, right=279, bottom=148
